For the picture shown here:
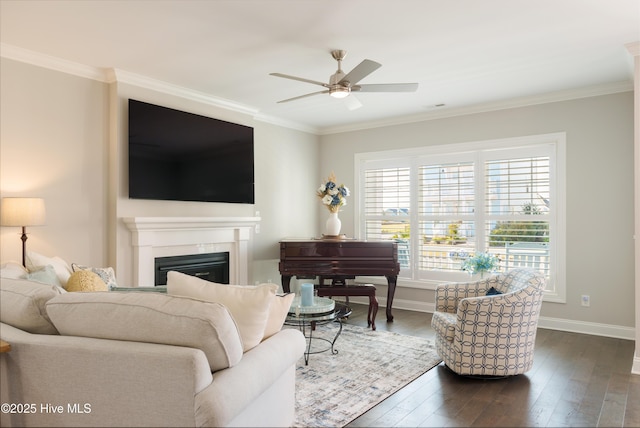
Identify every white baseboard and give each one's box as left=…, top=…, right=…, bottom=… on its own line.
left=536, top=316, right=635, bottom=340
left=343, top=296, right=635, bottom=340
left=632, top=354, right=640, bottom=375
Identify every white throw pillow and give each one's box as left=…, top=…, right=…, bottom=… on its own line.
left=0, top=261, right=28, bottom=279
left=25, top=251, right=72, bottom=287
left=166, top=271, right=277, bottom=352
left=263, top=292, right=295, bottom=340
left=0, top=277, right=63, bottom=334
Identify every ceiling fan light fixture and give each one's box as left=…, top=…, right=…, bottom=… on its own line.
left=329, top=86, right=350, bottom=99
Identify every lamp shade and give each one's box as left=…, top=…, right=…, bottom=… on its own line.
left=0, top=198, right=46, bottom=227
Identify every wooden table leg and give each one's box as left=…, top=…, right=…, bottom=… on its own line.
left=281, top=275, right=292, bottom=293
left=385, top=275, right=397, bottom=322
left=368, top=294, right=378, bottom=330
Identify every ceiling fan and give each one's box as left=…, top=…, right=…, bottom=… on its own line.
left=270, top=50, right=418, bottom=109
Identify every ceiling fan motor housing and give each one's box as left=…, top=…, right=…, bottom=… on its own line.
left=330, top=50, right=351, bottom=97
left=329, top=68, right=350, bottom=98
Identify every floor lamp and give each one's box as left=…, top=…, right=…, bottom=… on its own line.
left=0, top=197, right=46, bottom=267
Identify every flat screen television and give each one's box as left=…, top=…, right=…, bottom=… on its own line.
left=128, top=99, right=255, bottom=204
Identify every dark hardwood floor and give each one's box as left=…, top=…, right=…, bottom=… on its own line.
left=340, top=303, right=639, bottom=428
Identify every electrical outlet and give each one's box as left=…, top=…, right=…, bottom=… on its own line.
left=581, top=295, right=590, bottom=307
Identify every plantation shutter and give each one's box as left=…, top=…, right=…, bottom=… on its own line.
left=362, top=165, right=411, bottom=269
left=417, top=159, right=476, bottom=275
left=484, top=155, right=551, bottom=276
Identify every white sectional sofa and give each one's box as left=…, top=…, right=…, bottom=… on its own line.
left=0, top=277, right=305, bottom=427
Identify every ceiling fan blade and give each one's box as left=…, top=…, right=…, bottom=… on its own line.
left=343, top=94, right=363, bottom=111
left=353, top=83, right=419, bottom=92
left=338, top=59, right=381, bottom=86
left=276, top=90, right=329, bottom=103
left=270, top=73, right=328, bottom=88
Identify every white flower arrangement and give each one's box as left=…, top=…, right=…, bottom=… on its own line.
left=317, top=172, right=350, bottom=213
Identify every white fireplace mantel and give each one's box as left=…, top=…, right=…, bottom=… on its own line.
left=123, top=216, right=260, bottom=286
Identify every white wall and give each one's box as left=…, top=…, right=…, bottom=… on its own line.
left=319, top=92, right=635, bottom=332
left=0, top=58, right=109, bottom=266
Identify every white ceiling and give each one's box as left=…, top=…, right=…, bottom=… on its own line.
left=1, top=0, right=639, bottom=134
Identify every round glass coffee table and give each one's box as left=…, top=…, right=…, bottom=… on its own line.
left=285, top=297, right=352, bottom=365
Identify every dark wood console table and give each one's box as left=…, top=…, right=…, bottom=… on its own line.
left=279, top=239, right=400, bottom=322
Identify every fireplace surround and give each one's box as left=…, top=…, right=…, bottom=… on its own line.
left=123, top=217, right=260, bottom=287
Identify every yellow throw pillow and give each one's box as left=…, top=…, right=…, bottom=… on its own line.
left=166, top=271, right=277, bottom=352
left=65, top=270, right=108, bottom=292
left=71, top=263, right=117, bottom=289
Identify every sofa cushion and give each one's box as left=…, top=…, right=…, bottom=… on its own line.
left=0, top=277, right=62, bottom=334
left=166, top=271, right=278, bottom=352
left=45, top=292, right=243, bottom=372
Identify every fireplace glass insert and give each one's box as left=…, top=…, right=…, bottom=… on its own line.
left=154, top=252, right=230, bottom=286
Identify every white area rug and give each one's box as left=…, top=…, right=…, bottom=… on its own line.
left=293, top=322, right=441, bottom=427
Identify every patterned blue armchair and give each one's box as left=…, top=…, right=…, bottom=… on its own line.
left=431, top=268, right=546, bottom=376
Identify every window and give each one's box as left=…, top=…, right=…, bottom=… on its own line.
left=355, top=133, right=565, bottom=302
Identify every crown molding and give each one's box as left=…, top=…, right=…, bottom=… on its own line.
left=108, top=68, right=259, bottom=117
left=319, top=80, right=634, bottom=135
left=107, top=68, right=316, bottom=132
left=0, top=43, right=262, bottom=119
left=0, top=43, right=107, bottom=82
left=1, top=43, right=315, bottom=127
left=253, top=112, right=319, bottom=134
